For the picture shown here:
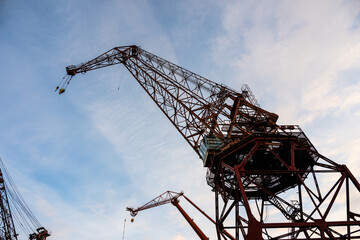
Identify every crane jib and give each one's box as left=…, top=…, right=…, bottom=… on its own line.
left=57, top=45, right=278, bottom=153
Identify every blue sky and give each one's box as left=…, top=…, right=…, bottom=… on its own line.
left=1, top=0, right=360, bottom=239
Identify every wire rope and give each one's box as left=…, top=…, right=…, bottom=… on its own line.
left=1, top=161, right=41, bottom=227
left=0, top=158, right=43, bottom=238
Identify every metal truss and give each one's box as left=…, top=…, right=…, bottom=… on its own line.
left=60, top=45, right=360, bottom=240
left=60, top=45, right=278, bottom=157
left=211, top=127, right=360, bottom=240
left=0, top=169, right=18, bottom=240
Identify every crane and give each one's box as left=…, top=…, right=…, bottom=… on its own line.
left=59, top=45, right=360, bottom=239
left=126, top=191, right=235, bottom=240
left=0, top=158, right=50, bottom=240
left=0, top=167, right=18, bottom=240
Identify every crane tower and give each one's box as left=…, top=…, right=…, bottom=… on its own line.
left=58, top=45, right=360, bottom=240
left=0, top=158, right=50, bottom=240
left=0, top=168, right=18, bottom=240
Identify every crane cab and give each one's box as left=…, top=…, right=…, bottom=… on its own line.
left=199, top=136, right=224, bottom=167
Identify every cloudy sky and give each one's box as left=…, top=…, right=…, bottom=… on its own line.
left=1, top=0, right=360, bottom=239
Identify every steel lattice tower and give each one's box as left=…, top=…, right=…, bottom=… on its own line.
left=0, top=169, right=17, bottom=240
left=59, top=45, right=360, bottom=239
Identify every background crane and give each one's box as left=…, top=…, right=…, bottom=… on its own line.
left=126, top=191, right=208, bottom=240
left=0, top=158, right=50, bottom=240
left=58, top=45, right=360, bottom=240
left=126, top=191, right=235, bottom=240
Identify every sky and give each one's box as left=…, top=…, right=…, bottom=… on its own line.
left=1, top=0, right=360, bottom=239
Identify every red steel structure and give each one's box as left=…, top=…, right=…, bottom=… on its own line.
left=126, top=191, right=230, bottom=240
left=0, top=168, right=18, bottom=240
left=0, top=158, right=50, bottom=240
left=58, top=45, right=360, bottom=239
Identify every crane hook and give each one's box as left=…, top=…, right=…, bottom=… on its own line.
left=56, top=75, right=73, bottom=95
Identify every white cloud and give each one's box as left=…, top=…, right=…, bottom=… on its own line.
left=213, top=0, right=360, bottom=122
left=208, top=0, right=360, bottom=237
left=171, top=234, right=187, bottom=240
left=212, top=0, right=360, bottom=165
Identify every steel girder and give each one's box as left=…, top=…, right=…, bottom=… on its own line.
left=212, top=134, right=360, bottom=240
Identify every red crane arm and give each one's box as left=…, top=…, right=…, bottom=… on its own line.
left=126, top=191, right=183, bottom=217
left=126, top=191, right=208, bottom=240
left=126, top=191, right=235, bottom=240
left=58, top=45, right=278, bottom=159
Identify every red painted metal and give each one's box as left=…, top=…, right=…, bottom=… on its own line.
left=126, top=191, right=183, bottom=217
left=0, top=169, right=18, bottom=240
left=171, top=199, right=209, bottom=240
left=127, top=191, right=233, bottom=239
left=0, top=158, right=51, bottom=240
left=212, top=136, right=360, bottom=239
left=58, top=46, right=277, bottom=159
left=61, top=45, right=360, bottom=239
